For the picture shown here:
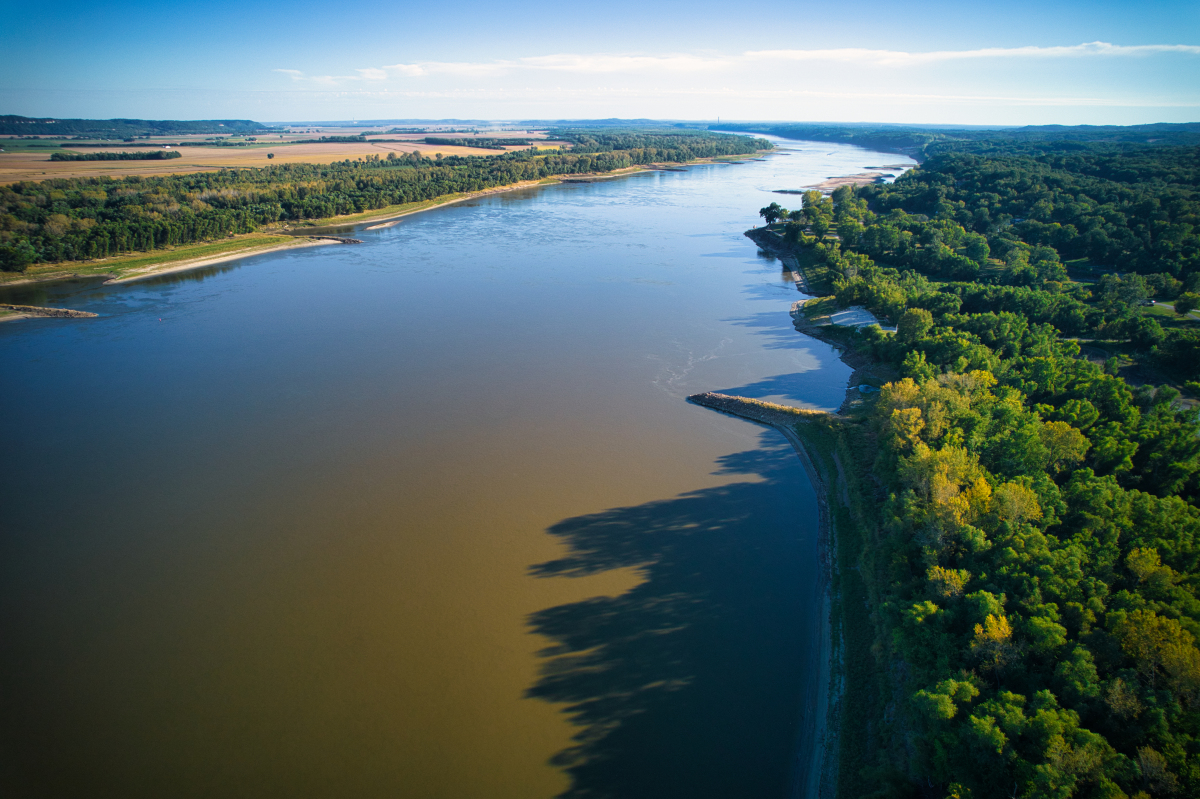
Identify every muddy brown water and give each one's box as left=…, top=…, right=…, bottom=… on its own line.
left=0, top=139, right=913, bottom=799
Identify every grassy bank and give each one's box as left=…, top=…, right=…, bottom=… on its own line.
left=0, top=233, right=300, bottom=285
left=784, top=408, right=888, bottom=799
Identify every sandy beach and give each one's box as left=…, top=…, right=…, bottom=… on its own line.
left=103, top=238, right=337, bottom=284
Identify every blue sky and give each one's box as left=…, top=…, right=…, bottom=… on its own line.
left=3, top=0, right=1198, bottom=124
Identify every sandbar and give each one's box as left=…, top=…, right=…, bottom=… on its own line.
left=103, top=238, right=336, bottom=284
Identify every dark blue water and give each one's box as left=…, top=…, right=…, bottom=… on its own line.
left=0, top=139, right=912, bottom=799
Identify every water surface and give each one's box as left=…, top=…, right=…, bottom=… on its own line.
left=0, top=140, right=912, bottom=798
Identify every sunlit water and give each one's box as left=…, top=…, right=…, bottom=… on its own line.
left=0, top=139, right=912, bottom=799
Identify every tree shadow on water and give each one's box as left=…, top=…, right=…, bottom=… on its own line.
left=527, top=429, right=822, bottom=799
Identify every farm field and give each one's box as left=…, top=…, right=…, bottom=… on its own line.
left=0, top=128, right=562, bottom=183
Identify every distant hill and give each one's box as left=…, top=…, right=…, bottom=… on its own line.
left=708, top=121, right=1200, bottom=158
left=0, top=116, right=280, bottom=138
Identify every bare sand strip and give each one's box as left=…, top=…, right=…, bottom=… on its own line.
left=805, top=166, right=912, bottom=191
left=772, top=164, right=913, bottom=195
left=104, top=239, right=336, bottom=284
left=771, top=172, right=892, bottom=194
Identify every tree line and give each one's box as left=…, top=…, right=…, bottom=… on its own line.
left=423, top=137, right=533, bottom=149
left=50, top=151, right=182, bottom=161
left=762, top=142, right=1200, bottom=798
left=554, top=129, right=766, bottom=160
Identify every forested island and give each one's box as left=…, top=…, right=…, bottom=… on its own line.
left=0, top=130, right=769, bottom=271
left=756, top=137, right=1200, bottom=798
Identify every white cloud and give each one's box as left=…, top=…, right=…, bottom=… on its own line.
left=277, top=41, right=1200, bottom=86
left=381, top=63, right=426, bottom=77
left=245, top=85, right=1200, bottom=109
left=748, top=41, right=1200, bottom=66
left=516, top=52, right=723, bottom=73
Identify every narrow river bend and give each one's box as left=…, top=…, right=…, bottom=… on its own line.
left=0, top=139, right=912, bottom=799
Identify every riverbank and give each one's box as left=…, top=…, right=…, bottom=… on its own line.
left=689, top=390, right=887, bottom=799
left=0, top=234, right=333, bottom=288
left=804, top=168, right=908, bottom=192
left=358, top=179, right=557, bottom=230
left=105, top=238, right=338, bottom=284
left=745, top=226, right=836, bottom=296
left=717, top=212, right=903, bottom=798
left=687, top=393, right=846, bottom=799
left=352, top=155, right=762, bottom=230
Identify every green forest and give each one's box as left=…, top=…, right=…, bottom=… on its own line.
left=555, top=129, right=764, bottom=158
left=423, top=136, right=533, bottom=149
left=0, top=130, right=769, bottom=271
left=759, top=139, right=1200, bottom=798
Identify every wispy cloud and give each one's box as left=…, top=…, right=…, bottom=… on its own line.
left=240, top=85, right=1200, bottom=111
left=748, top=41, right=1200, bottom=66
left=275, top=41, right=1200, bottom=85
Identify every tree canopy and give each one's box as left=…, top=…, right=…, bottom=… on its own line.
left=762, top=140, right=1200, bottom=799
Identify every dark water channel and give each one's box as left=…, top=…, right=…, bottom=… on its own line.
left=0, top=139, right=912, bottom=798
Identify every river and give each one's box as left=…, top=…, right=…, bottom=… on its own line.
left=0, top=138, right=912, bottom=799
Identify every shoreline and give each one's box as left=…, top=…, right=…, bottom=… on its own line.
left=686, top=393, right=843, bottom=799
left=781, top=169, right=903, bottom=193
left=354, top=157, right=756, bottom=230
left=0, top=235, right=321, bottom=289
left=693, top=183, right=902, bottom=797
left=358, top=178, right=554, bottom=230
left=103, top=238, right=336, bottom=284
